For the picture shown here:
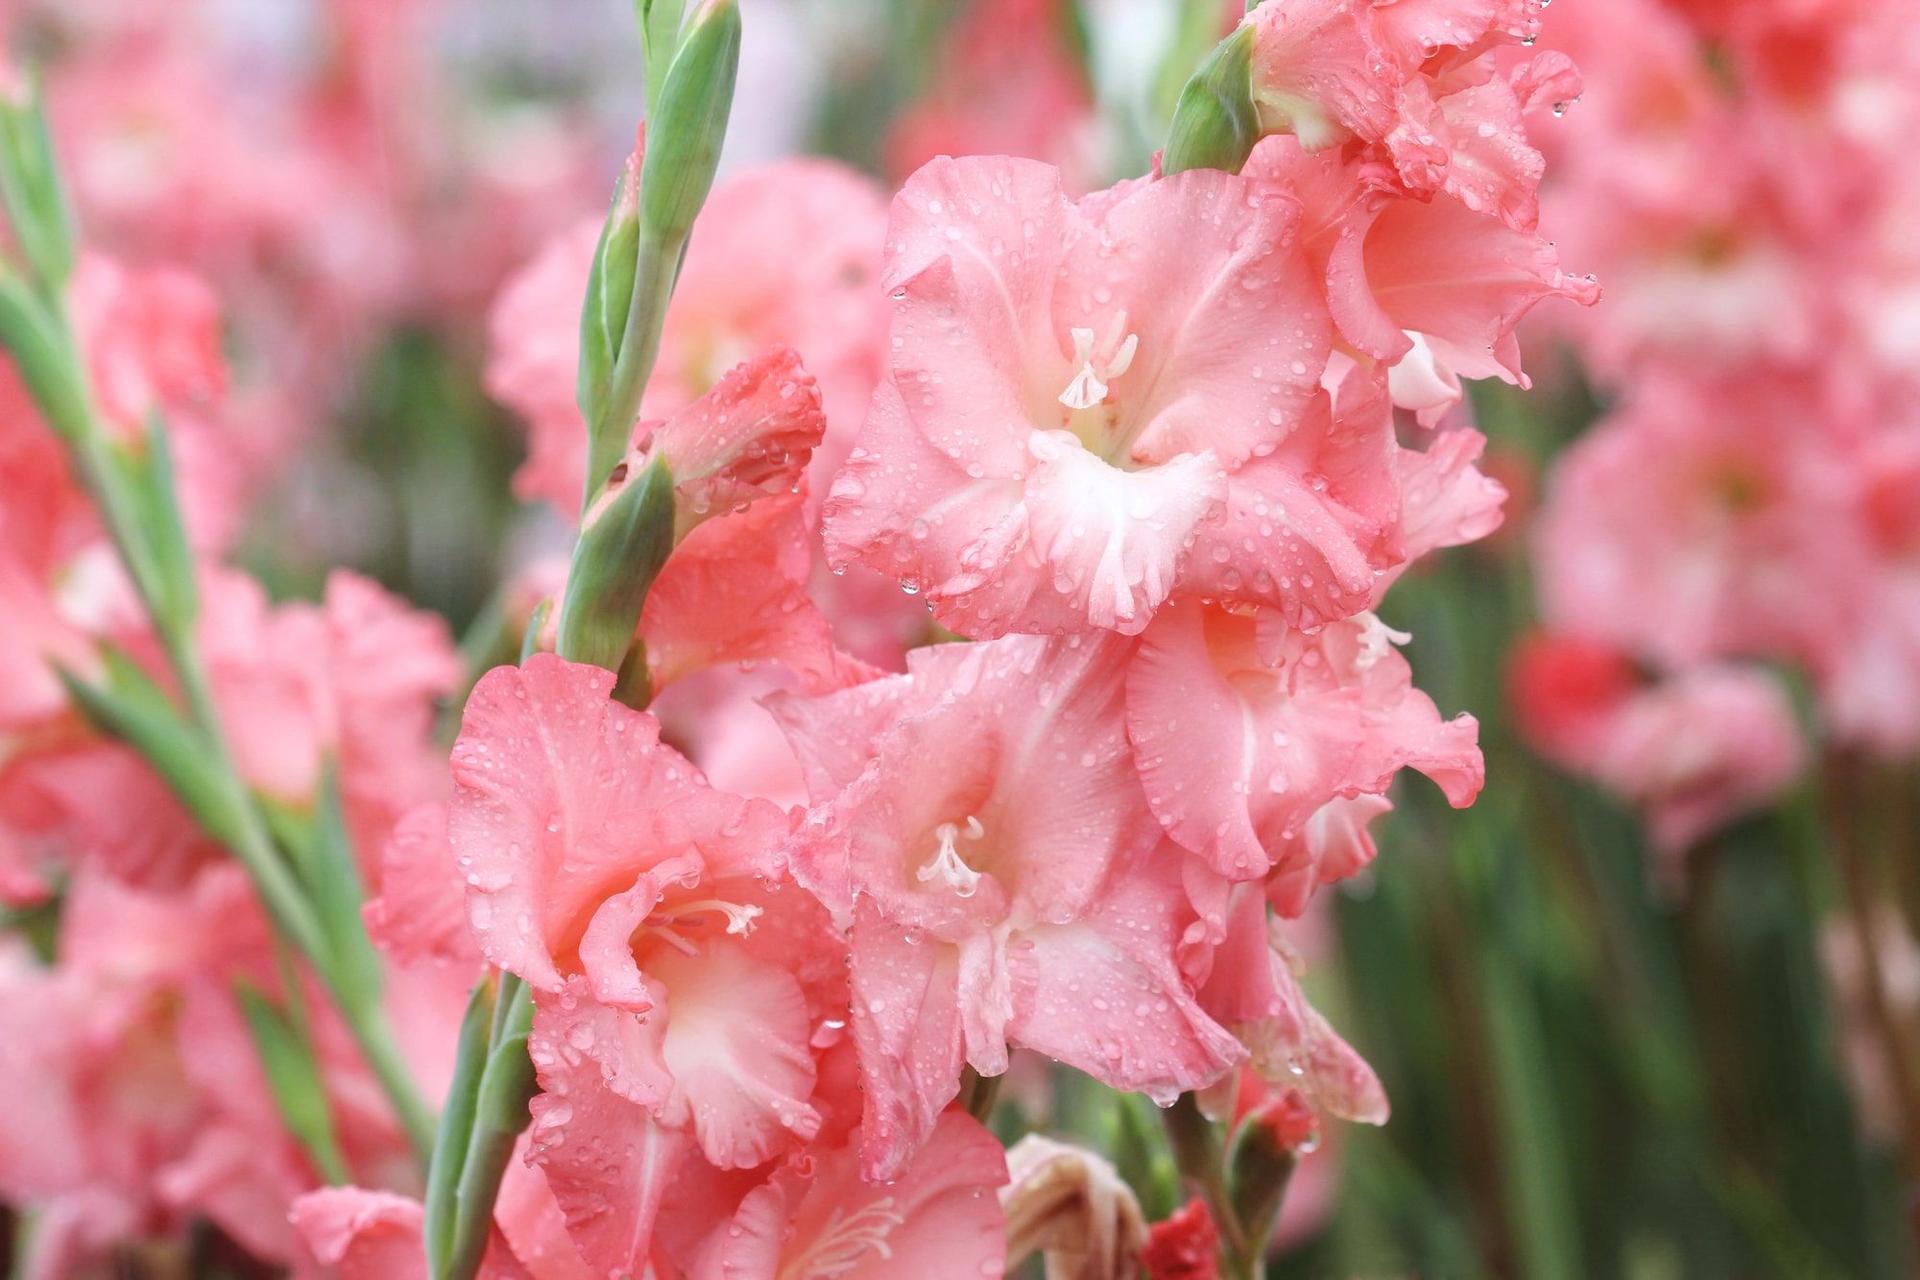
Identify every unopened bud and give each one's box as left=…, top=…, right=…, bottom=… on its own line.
left=1162, top=25, right=1257, bottom=177
left=575, top=135, right=644, bottom=428
left=1001, top=1135, right=1148, bottom=1280
left=639, top=0, right=739, bottom=245
left=1225, top=1089, right=1316, bottom=1264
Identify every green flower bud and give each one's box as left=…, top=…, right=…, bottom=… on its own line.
left=639, top=0, right=740, bottom=246
left=1162, top=24, right=1258, bottom=177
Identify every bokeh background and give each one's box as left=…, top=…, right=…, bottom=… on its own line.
left=3, top=0, right=1918, bottom=1276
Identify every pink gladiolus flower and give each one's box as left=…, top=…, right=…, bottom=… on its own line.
left=1245, top=0, right=1556, bottom=226
left=583, top=348, right=826, bottom=541
left=772, top=634, right=1244, bottom=1174
left=448, top=654, right=850, bottom=1259
left=1513, top=633, right=1806, bottom=856
left=825, top=155, right=1402, bottom=639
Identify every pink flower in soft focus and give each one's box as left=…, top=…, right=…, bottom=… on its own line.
left=488, top=159, right=889, bottom=518
left=885, top=0, right=1095, bottom=188
left=1822, top=432, right=1920, bottom=754
left=1532, top=374, right=1862, bottom=675
left=1128, top=603, right=1482, bottom=906
left=826, top=156, right=1407, bottom=639
left=1507, top=629, right=1641, bottom=769
left=201, top=568, right=459, bottom=867
left=771, top=635, right=1243, bottom=1174
left=1590, top=665, right=1806, bottom=857
left=0, top=863, right=446, bottom=1274
left=689, top=1110, right=1009, bottom=1279
left=1514, top=632, right=1806, bottom=856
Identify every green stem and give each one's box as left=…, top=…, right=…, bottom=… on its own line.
left=1162, top=1093, right=1253, bottom=1275
left=584, top=231, right=680, bottom=506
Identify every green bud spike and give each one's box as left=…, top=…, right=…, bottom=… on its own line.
left=639, top=0, right=739, bottom=246
left=637, top=0, right=693, bottom=114
left=1163, top=24, right=1258, bottom=177
left=575, top=151, right=642, bottom=436
left=555, top=454, right=675, bottom=672
left=236, top=983, right=351, bottom=1185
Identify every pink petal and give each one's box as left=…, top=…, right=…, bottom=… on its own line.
left=1010, top=852, right=1244, bottom=1101
left=641, top=492, right=878, bottom=695
left=848, top=900, right=967, bottom=1179
left=447, top=654, right=784, bottom=990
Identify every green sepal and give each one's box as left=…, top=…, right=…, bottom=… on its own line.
left=1224, top=1110, right=1301, bottom=1262
left=425, top=977, right=497, bottom=1279
left=440, top=981, right=538, bottom=1280
left=519, top=599, right=553, bottom=664
left=574, top=168, right=641, bottom=435
left=1162, top=24, right=1258, bottom=177
left=118, top=410, right=200, bottom=634
left=637, top=0, right=693, bottom=115
left=555, top=455, right=675, bottom=672
left=235, top=981, right=351, bottom=1185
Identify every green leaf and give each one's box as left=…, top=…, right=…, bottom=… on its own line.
left=55, top=659, right=241, bottom=849
left=0, top=75, right=76, bottom=294
left=236, top=982, right=350, bottom=1185
left=303, top=765, right=383, bottom=1012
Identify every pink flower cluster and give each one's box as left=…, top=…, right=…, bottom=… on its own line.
left=298, top=3, right=1592, bottom=1272
left=0, top=2, right=1599, bottom=1273
left=1519, top=0, right=1920, bottom=842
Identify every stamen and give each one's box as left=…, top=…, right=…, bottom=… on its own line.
left=915, top=818, right=985, bottom=898
left=783, top=1198, right=904, bottom=1279
left=658, top=898, right=764, bottom=936
left=1057, top=321, right=1141, bottom=411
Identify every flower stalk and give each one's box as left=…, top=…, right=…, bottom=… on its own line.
left=422, top=5, right=739, bottom=1275
left=0, top=83, right=434, bottom=1164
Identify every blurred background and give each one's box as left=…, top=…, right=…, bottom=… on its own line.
left=3, top=0, right=1918, bottom=1276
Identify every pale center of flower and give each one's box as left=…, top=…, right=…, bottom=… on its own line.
left=1057, top=314, right=1140, bottom=412
left=781, top=1197, right=904, bottom=1280
left=641, top=897, right=763, bottom=958
left=915, top=814, right=987, bottom=898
